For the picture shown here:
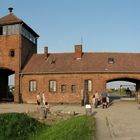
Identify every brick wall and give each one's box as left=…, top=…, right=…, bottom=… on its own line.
left=21, top=73, right=140, bottom=104
left=0, top=34, right=37, bottom=102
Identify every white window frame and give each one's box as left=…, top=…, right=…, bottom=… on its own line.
left=49, top=80, right=57, bottom=92
left=29, top=80, right=37, bottom=92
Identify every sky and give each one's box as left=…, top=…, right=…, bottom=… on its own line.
left=0, top=0, right=140, bottom=54
left=0, top=0, right=139, bottom=87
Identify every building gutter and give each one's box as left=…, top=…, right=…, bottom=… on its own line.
left=20, top=71, right=140, bottom=75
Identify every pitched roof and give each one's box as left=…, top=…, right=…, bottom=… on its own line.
left=0, top=13, right=22, bottom=25
left=0, top=13, right=39, bottom=37
left=22, top=52, right=140, bottom=74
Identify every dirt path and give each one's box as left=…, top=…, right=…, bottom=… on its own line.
left=94, top=100, right=140, bottom=140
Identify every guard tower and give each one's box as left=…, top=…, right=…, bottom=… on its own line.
left=0, top=8, right=39, bottom=102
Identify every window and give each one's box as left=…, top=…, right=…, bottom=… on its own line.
left=21, top=26, right=37, bottom=44
left=84, top=80, right=92, bottom=92
left=49, top=80, right=57, bottom=92
left=88, top=80, right=92, bottom=92
left=71, top=85, right=76, bottom=93
left=108, top=57, right=115, bottom=64
left=3, top=24, right=20, bottom=35
left=61, top=85, right=66, bottom=93
left=9, top=49, right=15, bottom=57
left=29, top=80, right=37, bottom=92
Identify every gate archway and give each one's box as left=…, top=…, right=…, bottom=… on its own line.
left=106, top=77, right=140, bottom=99
left=0, top=68, right=15, bottom=101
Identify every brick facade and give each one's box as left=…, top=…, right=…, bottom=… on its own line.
left=22, top=73, right=140, bottom=104
left=0, top=11, right=38, bottom=102
left=0, top=10, right=140, bottom=104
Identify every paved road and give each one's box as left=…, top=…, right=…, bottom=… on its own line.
left=0, top=101, right=140, bottom=140
left=95, top=100, right=140, bottom=140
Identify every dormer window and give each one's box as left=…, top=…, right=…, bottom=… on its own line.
left=50, top=58, right=56, bottom=64
left=108, top=57, right=114, bottom=64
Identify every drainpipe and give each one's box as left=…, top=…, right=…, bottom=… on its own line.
left=19, top=29, right=22, bottom=103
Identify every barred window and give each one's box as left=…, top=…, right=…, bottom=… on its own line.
left=49, top=80, right=57, bottom=92
left=29, top=80, right=37, bottom=92
left=71, top=85, right=76, bottom=93
left=61, top=85, right=66, bottom=93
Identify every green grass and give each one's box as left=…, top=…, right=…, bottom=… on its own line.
left=29, top=115, right=96, bottom=140
left=0, top=113, right=96, bottom=140
left=0, top=113, right=46, bottom=140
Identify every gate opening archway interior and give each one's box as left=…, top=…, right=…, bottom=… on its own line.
left=0, top=68, right=15, bottom=101
left=107, top=78, right=140, bottom=99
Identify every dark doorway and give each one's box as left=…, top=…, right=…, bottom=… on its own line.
left=0, top=68, right=15, bottom=102
left=83, top=80, right=92, bottom=105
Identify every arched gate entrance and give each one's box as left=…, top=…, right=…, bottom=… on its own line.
left=0, top=68, right=14, bottom=101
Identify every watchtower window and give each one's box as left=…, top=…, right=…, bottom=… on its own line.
left=3, top=24, right=20, bottom=35
left=108, top=57, right=115, bottom=64
left=9, top=49, right=15, bottom=57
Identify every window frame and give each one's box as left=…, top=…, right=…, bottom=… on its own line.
left=108, top=57, right=115, bottom=64
left=9, top=49, right=15, bottom=57
left=71, top=85, right=77, bottom=93
left=29, top=80, right=37, bottom=92
left=84, top=79, right=93, bottom=93
left=61, top=84, right=67, bottom=93
left=49, top=80, right=57, bottom=93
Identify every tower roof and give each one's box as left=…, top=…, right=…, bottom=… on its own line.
left=0, top=13, right=22, bottom=25
left=0, top=10, right=39, bottom=37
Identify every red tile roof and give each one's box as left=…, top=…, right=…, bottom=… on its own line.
left=22, top=52, right=140, bottom=74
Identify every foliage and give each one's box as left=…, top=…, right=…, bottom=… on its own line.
left=0, top=113, right=46, bottom=140
left=108, top=88, right=127, bottom=96
left=0, top=113, right=96, bottom=140
left=29, top=115, right=96, bottom=140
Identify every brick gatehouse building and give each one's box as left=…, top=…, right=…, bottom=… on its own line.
left=0, top=8, right=140, bottom=103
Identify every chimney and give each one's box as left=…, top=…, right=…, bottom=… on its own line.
left=8, top=7, right=13, bottom=13
left=74, top=45, right=83, bottom=60
left=44, top=46, right=48, bottom=58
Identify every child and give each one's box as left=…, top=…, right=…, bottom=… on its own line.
left=44, top=102, right=50, bottom=118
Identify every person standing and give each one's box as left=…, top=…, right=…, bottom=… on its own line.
left=42, top=93, right=46, bottom=105
left=94, top=91, right=100, bottom=108
left=36, top=93, right=41, bottom=105
left=101, top=90, right=108, bottom=108
left=81, top=89, right=84, bottom=106
left=92, top=94, right=95, bottom=107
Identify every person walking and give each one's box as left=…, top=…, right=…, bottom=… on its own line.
left=101, top=90, right=108, bottom=108
left=95, top=91, right=100, bottom=108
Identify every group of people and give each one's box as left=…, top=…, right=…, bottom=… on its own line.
left=36, top=92, right=50, bottom=118
left=92, top=90, right=109, bottom=108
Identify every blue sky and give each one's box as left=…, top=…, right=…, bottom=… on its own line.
left=0, top=0, right=140, bottom=53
